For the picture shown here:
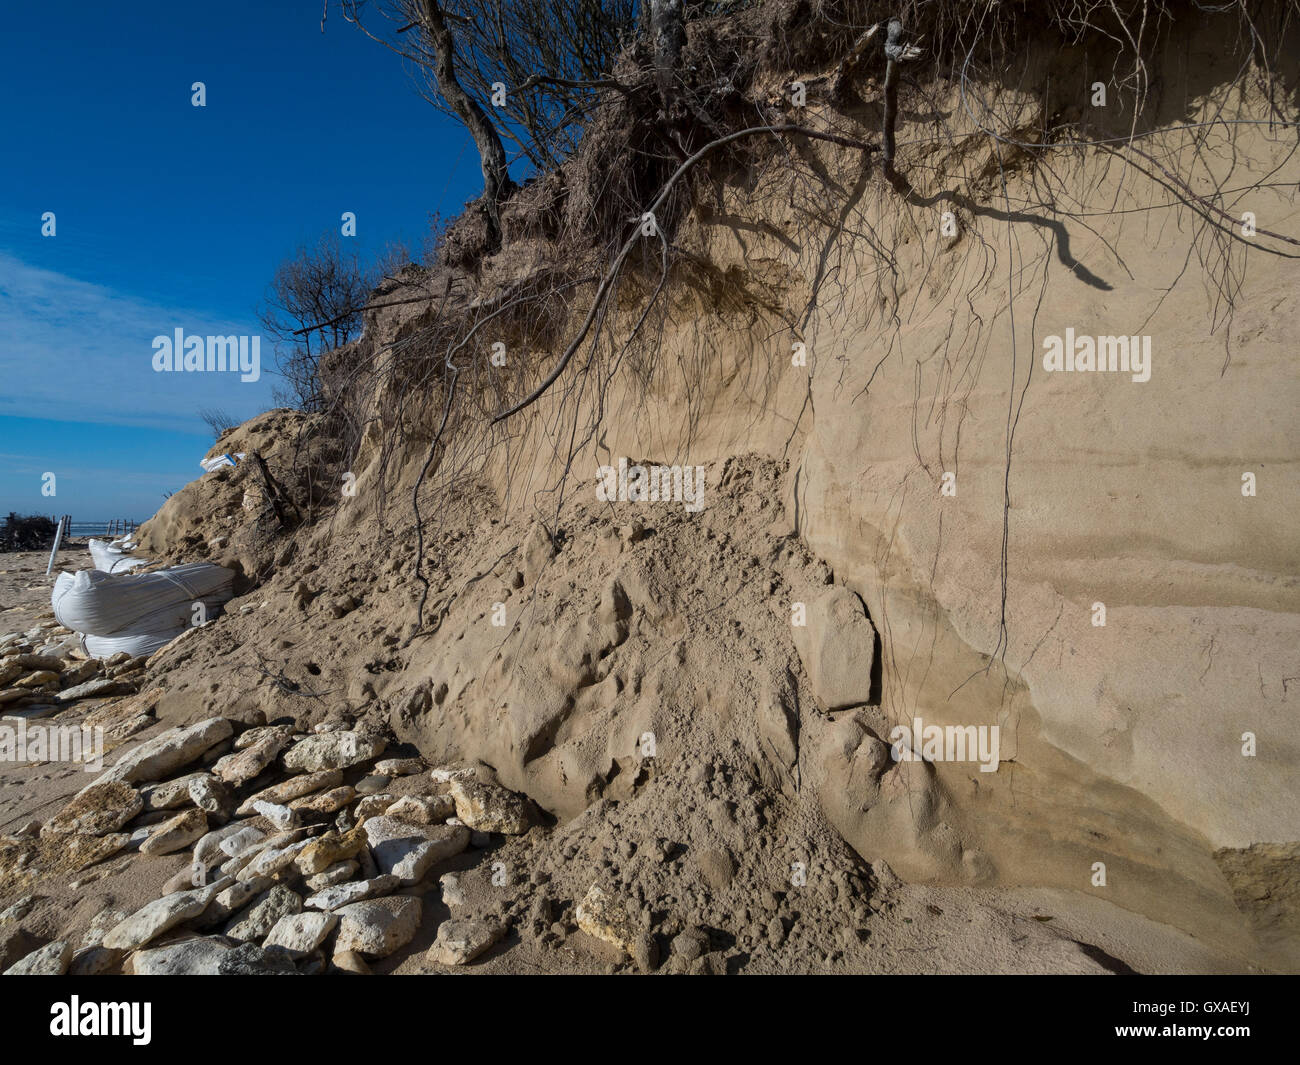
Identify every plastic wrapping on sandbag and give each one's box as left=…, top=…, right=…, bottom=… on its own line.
left=52, top=563, right=235, bottom=655
left=88, top=537, right=150, bottom=573
left=200, top=452, right=245, bottom=473
left=82, top=630, right=176, bottom=659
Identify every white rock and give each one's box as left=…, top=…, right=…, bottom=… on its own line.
left=130, top=937, right=233, bottom=975
left=386, top=793, right=455, bottom=824
left=355, top=794, right=398, bottom=820
left=139, top=808, right=208, bottom=855
left=304, top=861, right=358, bottom=891
left=235, top=769, right=343, bottom=815
left=282, top=732, right=385, bottom=773
left=374, top=757, right=425, bottom=776
left=304, top=875, right=399, bottom=911
left=449, top=778, right=532, bottom=834
left=439, top=873, right=467, bottom=908
left=363, top=817, right=469, bottom=885
left=102, top=877, right=232, bottom=951
left=3, top=939, right=72, bottom=975
left=240, top=838, right=311, bottom=880
left=212, top=731, right=291, bottom=786
left=217, top=825, right=267, bottom=860
left=333, top=897, right=422, bottom=958
left=428, top=919, right=503, bottom=966
left=200, top=878, right=271, bottom=926
left=252, top=800, right=300, bottom=831
left=429, top=765, right=478, bottom=786
left=93, top=717, right=233, bottom=787
left=263, top=911, right=337, bottom=958
left=140, top=772, right=209, bottom=811
left=225, top=885, right=302, bottom=942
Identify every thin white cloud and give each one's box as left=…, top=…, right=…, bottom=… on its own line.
left=0, top=251, right=276, bottom=431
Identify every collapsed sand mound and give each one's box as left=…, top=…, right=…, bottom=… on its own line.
left=133, top=409, right=328, bottom=583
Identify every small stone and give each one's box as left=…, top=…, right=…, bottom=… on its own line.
left=103, top=878, right=232, bottom=951
left=363, top=817, right=469, bottom=885
left=330, top=949, right=370, bottom=974
left=235, top=769, right=343, bottom=815
left=294, top=825, right=368, bottom=876
left=427, top=919, right=503, bottom=966
left=183, top=824, right=253, bottom=884
left=439, top=873, right=466, bottom=908
left=198, top=878, right=271, bottom=927
left=140, top=808, right=208, bottom=855
left=333, top=896, right=422, bottom=959
left=213, top=732, right=291, bottom=786
left=282, top=732, right=385, bottom=773
left=354, top=775, right=390, bottom=796
left=304, top=875, right=400, bottom=911
left=16, top=669, right=60, bottom=688
left=429, top=765, right=478, bottom=787
left=305, top=860, right=359, bottom=891
left=575, top=884, right=639, bottom=955
left=140, top=772, right=209, bottom=811
left=3, top=939, right=72, bottom=975
left=448, top=778, right=532, bottom=834
left=54, top=678, right=131, bottom=703
left=216, top=942, right=299, bottom=975
left=225, top=885, right=303, bottom=942
left=263, top=911, right=337, bottom=958
left=374, top=757, right=425, bottom=776
left=241, top=837, right=311, bottom=880
left=94, top=716, right=232, bottom=787
left=233, top=724, right=293, bottom=751
left=289, top=786, right=355, bottom=815
left=385, top=793, right=455, bottom=825
left=188, top=775, right=234, bottom=819
left=252, top=800, right=300, bottom=831
left=130, top=937, right=233, bottom=975
left=40, top=780, right=142, bottom=837
left=215, top=825, right=267, bottom=861
left=355, top=794, right=398, bottom=820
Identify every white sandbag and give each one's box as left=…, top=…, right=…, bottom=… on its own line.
left=83, top=630, right=174, bottom=659
left=52, top=563, right=235, bottom=637
left=88, top=537, right=150, bottom=573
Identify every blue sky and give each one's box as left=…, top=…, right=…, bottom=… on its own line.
left=0, top=0, right=481, bottom=520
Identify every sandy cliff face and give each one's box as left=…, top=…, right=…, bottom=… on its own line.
left=446, top=43, right=1299, bottom=962
left=114, top=21, right=1298, bottom=971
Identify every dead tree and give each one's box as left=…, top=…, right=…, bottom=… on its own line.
left=881, top=17, right=922, bottom=178
left=418, top=0, right=514, bottom=249
left=650, top=0, right=685, bottom=109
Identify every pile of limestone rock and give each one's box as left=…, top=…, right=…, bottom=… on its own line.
left=0, top=619, right=149, bottom=715
left=1, top=713, right=544, bottom=975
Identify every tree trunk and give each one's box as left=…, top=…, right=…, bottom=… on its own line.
left=881, top=18, right=903, bottom=175
left=421, top=1, right=513, bottom=248
left=650, top=0, right=686, bottom=107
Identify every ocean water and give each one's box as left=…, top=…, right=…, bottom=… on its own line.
left=66, top=522, right=140, bottom=538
